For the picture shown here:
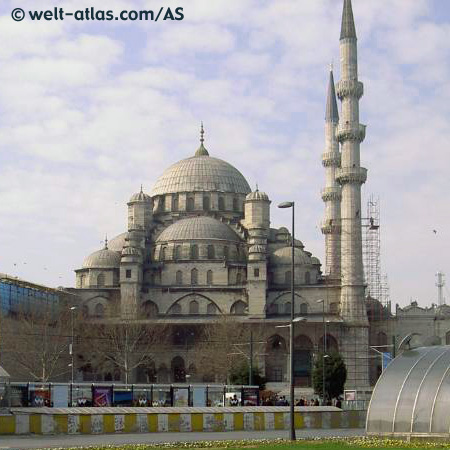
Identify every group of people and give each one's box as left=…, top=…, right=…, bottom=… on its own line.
left=262, top=396, right=342, bottom=408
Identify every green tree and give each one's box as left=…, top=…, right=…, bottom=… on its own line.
left=229, top=360, right=265, bottom=389
left=312, top=351, right=346, bottom=400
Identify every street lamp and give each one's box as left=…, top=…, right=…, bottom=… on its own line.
left=70, top=306, right=77, bottom=384
left=277, top=200, right=296, bottom=441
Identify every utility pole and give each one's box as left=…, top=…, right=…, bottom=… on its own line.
left=249, top=330, right=253, bottom=385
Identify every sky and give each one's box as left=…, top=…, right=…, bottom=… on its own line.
left=0, top=0, right=449, bottom=308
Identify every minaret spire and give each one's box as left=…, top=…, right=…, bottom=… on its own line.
left=104, top=234, right=108, bottom=249
left=336, top=0, right=369, bottom=390
left=321, top=65, right=341, bottom=279
left=325, top=68, right=339, bottom=123
left=340, top=0, right=357, bottom=40
left=195, top=122, right=209, bottom=156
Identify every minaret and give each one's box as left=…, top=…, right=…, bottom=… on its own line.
left=335, top=0, right=369, bottom=388
left=321, top=67, right=341, bottom=280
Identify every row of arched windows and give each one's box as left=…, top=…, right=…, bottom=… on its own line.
left=158, top=195, right=242, bottom=212
left=170, top=301, right=218, bottom=315
left=283, top=271, right=311, bottom=285
left=267, top=302, right=309, bottom=315
left=159, top=244, right=241, bottom=261
left=175, top=269, right=214, bottom=285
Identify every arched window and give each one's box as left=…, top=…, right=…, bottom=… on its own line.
left=207, top=270, right=213, bottom=285
left=95, top=303, right=104, bottom=318
left=300, top=303, right=308, bottom=315
left=223, top=246, right=229, bottom=260
left=207, top=303, right=218, bottom=315
left=97, top=273, right=105, bottom=287
left=218, top=197, right=225, bottom=211
left=231, top=301, right=247, bottom=315
left=191, top=268, right=198, bottom=285
left=285, top=271, right=291, bottom=285
left=176, top=270, right=183, bottom=285
left=233, top=197, right=238, bottom=211
left=207, top=245, right=215, bottom=259
left=142, top=301, right=158, bottom=318
left=191, top=245, right=199, bottom=259
left=330, top=302, right=339, bottom=314
left=79, top=275, right=85, bottom=288
left=161, top=246, right=167, bottom=260
left=82, top=305, right=89, bottom=318
left=189, top=300, right=199, bottom=314
left=236, top=273, right=242, bottom=285
left=172, top=195, right=179, bottom=211
left=187, top=197, right=194, bottom=211
left=305, top=271, right=311, bottom=284
left=174, top=246, right=182, bottom=261
left=203, top=196, right=210, bottom=211
left=284, top=302, right=291, bottom=314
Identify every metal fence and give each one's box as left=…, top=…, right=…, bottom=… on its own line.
left=0, top=382, right=260, bottom=408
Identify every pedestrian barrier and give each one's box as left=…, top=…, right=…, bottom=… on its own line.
left=0, top=407, right=366, bottom=435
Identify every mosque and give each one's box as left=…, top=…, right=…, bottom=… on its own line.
left=72, top=0, right=371, bottom=392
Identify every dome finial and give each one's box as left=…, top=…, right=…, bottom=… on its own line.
left=195, top=122, right=209, bottom=156
left=140, top=184, right=143, bottom=193
left=104, top=234, right=108, bottom=249
left=256, top=183, right=259, bottom=192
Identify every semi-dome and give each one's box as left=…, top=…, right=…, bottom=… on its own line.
left=156, top=216, right=241, bottom=243
left=270, top=247, right=312, bottom=266
left=108, top=233, right=127, bottom=253
left=82, top=248, right=121, bottom=269
left=151, top=155, right=251, bottom=196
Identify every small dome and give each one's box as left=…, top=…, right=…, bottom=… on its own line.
left=270, top=247, right=312, bottom=266
left=156, top=216, right=241, bottom=243
left=129, top=188, right=151, bottom=203
left=246, top=190, right=269, bottom=201
left=109, top=233, right=127, bottom=253
left=311, top=257, right=321, bottom=265
left=83, top=248, right=121, bottom=269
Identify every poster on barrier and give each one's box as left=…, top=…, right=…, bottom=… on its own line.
left=192, top=387, right=206, bottom=406
left=52, top=385, right=69, bottom=407
left=173, top=387, right=189, bottom=406
left=93, top=386, right=113, bottom=407
left=242, top=387, right=259, bottom=406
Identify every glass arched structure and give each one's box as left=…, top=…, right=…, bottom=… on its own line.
left=366, top=346, right=450, bottom=437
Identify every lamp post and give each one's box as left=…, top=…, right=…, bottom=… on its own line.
left=277, top=201, right=296, bottom=440
left=70, top=306, right=77, bottom=384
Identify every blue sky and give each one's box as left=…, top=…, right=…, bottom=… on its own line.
left=0, top=0, right=449, bottom=307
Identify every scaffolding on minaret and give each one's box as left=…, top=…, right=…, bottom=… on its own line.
left=363, top=195, right=391, bottom=314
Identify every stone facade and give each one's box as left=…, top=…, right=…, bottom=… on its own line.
left=70, top=0, right=373, bottom=391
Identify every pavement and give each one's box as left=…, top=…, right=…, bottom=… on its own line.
left=0, top=428, right=365, bottom=449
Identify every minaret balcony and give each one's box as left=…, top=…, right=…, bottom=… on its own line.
left=336, top=122, right=366, bottom=143
left=336, top=80, right=364, bottom=100
left=321, top=187, right=342, bottom=202
left=336, top=167, right=367, bottom=185
left=322, top=152, right=341, bottom=167
left=320, top=219, right=342, bottom=235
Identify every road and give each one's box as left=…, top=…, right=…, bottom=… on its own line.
left=0, top=429, right=365, bottom=449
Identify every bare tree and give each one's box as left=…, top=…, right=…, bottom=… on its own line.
left=0, top=304, right=71, bottom=382
left=194, top=316, right=265, bottom=384
left=80, top=308, right=168, bottom=384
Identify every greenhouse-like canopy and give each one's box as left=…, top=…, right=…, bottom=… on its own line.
left=367, top=346, right=450, bottom=437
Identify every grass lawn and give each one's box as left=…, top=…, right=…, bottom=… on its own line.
left=60, top=438, right=450, bottom=450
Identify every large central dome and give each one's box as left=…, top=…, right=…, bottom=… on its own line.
left=151, top=155, right=251, bottom=196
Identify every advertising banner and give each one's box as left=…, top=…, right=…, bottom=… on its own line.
left=242, top=387, right=259, bottom=406
left=93, top=386, right=113, bottom=407
left=192, top=387, right=206, bottom=407
left=52, top=385, right=69, bottom=407
left=173, top=387, right=189, bottom=406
